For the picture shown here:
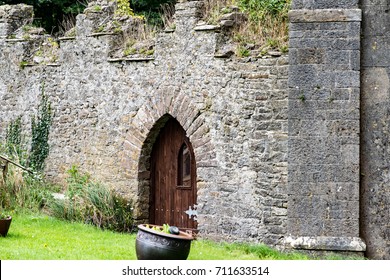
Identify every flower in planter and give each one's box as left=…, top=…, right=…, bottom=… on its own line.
left=145, top=224, right=180, bottom=235
left=0, top=211, right=12, bottom=237
left=0, top=212, right=11, bottom=220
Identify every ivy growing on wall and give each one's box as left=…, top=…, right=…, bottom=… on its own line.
left=28, top=83, right=53, bottom=171
left=2, top=83, right=53, bottom=171
left=5, top=115, right=24, bottom=163
left=6, top=115, right=22, bottom=151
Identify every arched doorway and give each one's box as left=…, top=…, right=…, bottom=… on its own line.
left=150, top=118, right=197, bottom=231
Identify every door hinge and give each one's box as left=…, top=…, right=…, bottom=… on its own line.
left=185, top=204, right=198, bottom=221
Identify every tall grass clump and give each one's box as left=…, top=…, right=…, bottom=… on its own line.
left=1, top=112, right=56, bottom=214
left=48, top=165, right=134, bottom=233
left=0, top=160, right=57, bottom=214
left=204, top=0, right=291, bottom=53
left=238, top=0, right=290, bottom=50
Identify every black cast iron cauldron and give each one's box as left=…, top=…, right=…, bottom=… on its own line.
left=0, top=216, right=12, bottom=237
left=136, top=224, right=194, bottom=260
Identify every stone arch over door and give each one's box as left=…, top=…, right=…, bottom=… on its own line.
left=121, top=91, right=216, bottom=227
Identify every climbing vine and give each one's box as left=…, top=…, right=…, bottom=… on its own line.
left=5, top=115, right=23, bottom=160
left=28, top=83, right=53, bottom=171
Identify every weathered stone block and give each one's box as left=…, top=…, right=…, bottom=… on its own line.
left=291, top=0, right=360, bottom=10
left=335, top=71, right=360, bottom=87
left=296, top=48, right=325, bottom=64
left=289, top=9, right=361, bottom=23
left=0, top=4, right=33, bottom=36
left=361, top=0, right=389, bottom=6
left=362, top=35, right=390, bottom=67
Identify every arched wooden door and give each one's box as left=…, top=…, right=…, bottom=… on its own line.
left=150, top=118, right=197, bottom=231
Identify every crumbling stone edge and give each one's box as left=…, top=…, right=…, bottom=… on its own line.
left=283, top=236, right=366, bottom=252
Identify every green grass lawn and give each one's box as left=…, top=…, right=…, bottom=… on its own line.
left=0, top=213, right=342, bottom=260
left=0, top=213, right=138, bottom=259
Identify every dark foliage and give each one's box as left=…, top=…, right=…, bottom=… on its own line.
left=0, top=0, right=175, bottom=34
left=132, top=0, right=174, bottom=10
left=132, top=0, right=175, bottom=26
left=0, top=0, right=86, bottom=34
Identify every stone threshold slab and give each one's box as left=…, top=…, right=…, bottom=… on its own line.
left=283, top=236, right=366, bottom=252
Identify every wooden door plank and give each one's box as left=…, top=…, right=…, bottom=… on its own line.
left=150, top=118, right=197, bottom=230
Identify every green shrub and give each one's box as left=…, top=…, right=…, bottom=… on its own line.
left=48, top=165, right=134, bottom=233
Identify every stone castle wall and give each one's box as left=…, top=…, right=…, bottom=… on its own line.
left=0, top=1, right=288, bottom=246
left=0, top=0, right=389, bottom=259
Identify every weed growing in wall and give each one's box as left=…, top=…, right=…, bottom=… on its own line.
left=237, top=44, right=250, bottom=57
left=28, top=83, right=53, bottom=172
left=115, top=0, right=135, bottom=16
left=239, top=0, right=291, bottom=52
left=204, top=0, right=291, bottom=53
left=238, top=0, right=290, bottom=20
left=19, top=61, right=29, bottom=69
